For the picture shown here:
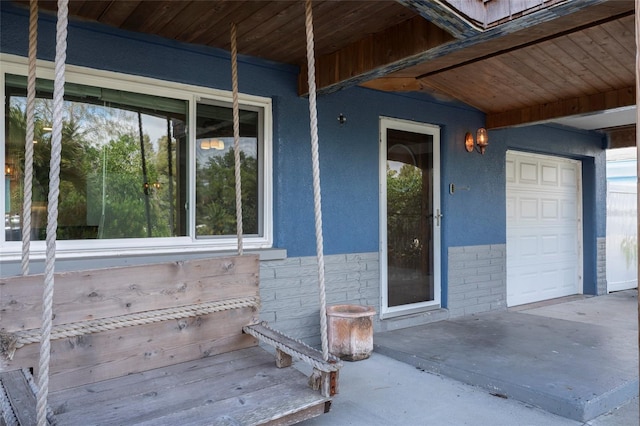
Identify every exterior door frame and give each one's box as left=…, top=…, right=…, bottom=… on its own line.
left=379, top=116, right=441, bottom=319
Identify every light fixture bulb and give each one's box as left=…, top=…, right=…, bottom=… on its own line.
left=476, top=128, right=488, bottom=154
left=464, top=132, right=474, bottom=152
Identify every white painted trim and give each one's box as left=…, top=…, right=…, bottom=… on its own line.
left=379, top=116, right=441, bottom=319
left=0, top=53, right=274, bottom=259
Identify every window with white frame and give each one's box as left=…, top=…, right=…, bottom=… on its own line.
left=2, top=61, right=272, bottom=253
left=195, top=101, right=262, bottom=238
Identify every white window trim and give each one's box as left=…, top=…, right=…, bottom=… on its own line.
left=0, top=53, right=273, bottom=261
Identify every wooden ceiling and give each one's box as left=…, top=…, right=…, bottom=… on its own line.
left=19, top=0, right=637, bottom=133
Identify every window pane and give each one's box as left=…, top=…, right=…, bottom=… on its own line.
left=4, top=75, right=188, bottom=241
left=195, top=103, right=259, bottom=237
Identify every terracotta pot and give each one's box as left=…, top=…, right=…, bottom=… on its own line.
left=327, top=304, right=376, bottom=361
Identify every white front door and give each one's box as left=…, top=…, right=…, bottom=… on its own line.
left=506, top=151, right=583, bottom=306
left=380, top=117, right=441, bottom=318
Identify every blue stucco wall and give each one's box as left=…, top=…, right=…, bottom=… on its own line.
left=1, top=2, right=484, bottom=259
left=1, top=3, right=606, bottom=296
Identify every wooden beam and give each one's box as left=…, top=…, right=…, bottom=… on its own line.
left=399, top=0, right=574, bottom=36
left=359, top=77, right=423, bottom=92
left=298, top=0, right=618, bottom=96
left=486, top=86, right=635, bottom=129
left=606, top=126, right=636, bottom=149
left=395, top=0, right=481, bottom=38
left=298, top=16, right=454, bottom=96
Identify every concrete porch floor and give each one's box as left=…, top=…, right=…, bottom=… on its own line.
left=373, top=290, right=638, bottom=422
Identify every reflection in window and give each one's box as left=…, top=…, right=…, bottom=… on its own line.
left=195, top=102, right=260, bottom=238
left=4, top=74, right=188, bottom=240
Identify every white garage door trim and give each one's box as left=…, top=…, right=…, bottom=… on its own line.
left=506, top=151, right=583, bottom=307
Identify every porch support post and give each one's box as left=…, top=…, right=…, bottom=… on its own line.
left=635, top=0, right=639, bottom=401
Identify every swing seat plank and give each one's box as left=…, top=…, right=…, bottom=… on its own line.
left=0, top=255, right=339, bottom=425
left=48, top=346, right=330, bottom=425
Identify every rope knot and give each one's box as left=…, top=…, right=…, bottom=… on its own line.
left=0, top=331, right=18, bottom=361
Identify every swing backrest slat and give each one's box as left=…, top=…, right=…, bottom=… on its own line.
left=0, top=255, right=260, bottom=392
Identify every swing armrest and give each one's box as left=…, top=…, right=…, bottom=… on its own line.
left=243, top=322, right=342, bottom=373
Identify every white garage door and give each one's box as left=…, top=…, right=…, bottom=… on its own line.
left=506, top=151, right=582, bottom=307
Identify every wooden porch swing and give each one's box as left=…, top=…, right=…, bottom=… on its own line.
left=0, top=1, right=341, bottom=425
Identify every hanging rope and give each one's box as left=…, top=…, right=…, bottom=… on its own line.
left=0, top=378, right=18, bottom=426
left=37, top=0, right=68, bottom=425
left=230, top=23, right=243, bottom=255
left=303, top=0, right=329, bottom=363
left=22, top=369, right=56, bottom=425
left=21, top=0, right=38, bottom=276
left=1, top=296, right=260, bottom=360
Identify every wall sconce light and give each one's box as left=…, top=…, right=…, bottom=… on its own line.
left=199, top=138, right=225, bottom=150
left=5, top=163, right=12, bottom=176
left=464, top=128, right=489, bottom=154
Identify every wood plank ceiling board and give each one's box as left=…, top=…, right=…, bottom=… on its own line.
left=420, top=34, right=632, bottom=114
left=151, top=1, right=235, bottom=41
left=559, top=34, right=625, bottom=89
left=66, top=0, right=84, bottom=16
left=486, top=86, right=635, bottom=129
left=93, top=1, right=144, bottom=28
left=388, top=2, right=634, bottom=79
left=230, top=1, right=302, bottom=56
left=169, top=2, right=243, bottom=43
left=120, top=1, right=194, bottom=35
left=200, top=2, right=276, bottom=48
left=415, top=11, right=635, bottom=126
left=581, top=22, right=635, bottom=80
left=20, top=1, right=416, bottom=66
left=267, top=1, right=416, bottom=64
left=525, top=44, right=599, bottom=93
left=75, top=0, right=112, bottom=20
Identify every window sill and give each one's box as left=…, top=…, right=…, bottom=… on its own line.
left=0, top=240, right=287, bottom=263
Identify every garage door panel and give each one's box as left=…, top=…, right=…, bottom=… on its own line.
left=539, top=269, right=562, bottom=292
left=506, top=152, right=582, bottom=307
left=558, top=233, right=578, bottom=255
left=560, top=166, right=578, bottom=188
left=541, top=199, right=559, bottom=219
left=518, top=235, right=538, bottom=257
left=519, top=161, right=538, bottom=184
left=519, top=198, right=538, bottom=219
left=508, top=264, right=578, bottom=306
left=561, top=199, right=577, bottom=219
left=541, top=235, right=558, bottom=254
left=560, top=266, right=579, bottom=290
left=506, top=197, right=516, bottom=219
left=508, top=268, right=538, bottom=295
left=506, top=160, right=516, bottom=182
left=541, top=164, right=559, bottom=186
left=509, top=235, right=577, bottom=261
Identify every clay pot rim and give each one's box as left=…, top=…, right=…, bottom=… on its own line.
left=327, top=304, right=376, bottom=318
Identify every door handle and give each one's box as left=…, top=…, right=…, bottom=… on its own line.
left=435, top=209, right=443, bottom=226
